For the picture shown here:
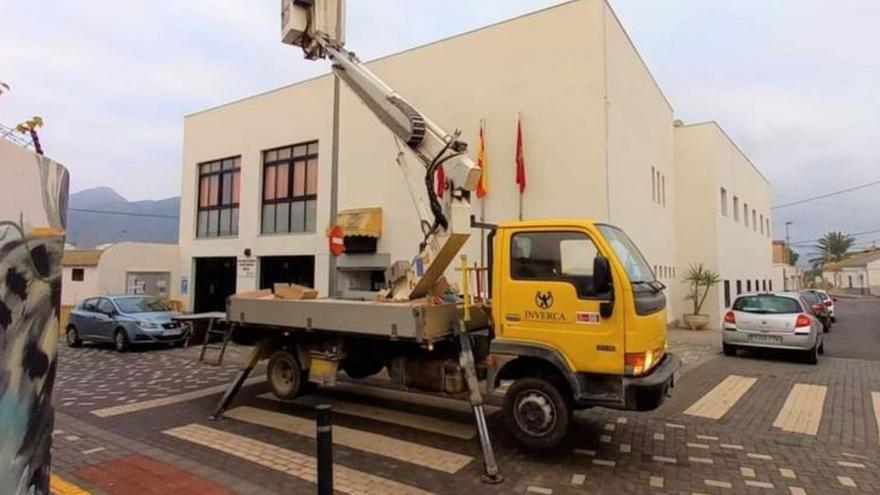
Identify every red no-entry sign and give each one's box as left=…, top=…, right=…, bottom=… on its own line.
left=329, top=225, right=345, bottom=256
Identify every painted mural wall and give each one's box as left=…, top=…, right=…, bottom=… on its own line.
left=0, top=138, right=69, bottom=495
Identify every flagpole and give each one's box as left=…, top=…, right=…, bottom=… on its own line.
left=479, top=118, right=486, bottom=283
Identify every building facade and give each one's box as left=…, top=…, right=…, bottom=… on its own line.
left=62, top=242, right=182, bottom=307
left=771, top=240, right=805, bottom=292
left=822, top=249, right=880, bottom=295
left=179, top=0, right=773, bottom=328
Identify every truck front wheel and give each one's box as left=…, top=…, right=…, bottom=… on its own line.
left=503, top=377, right=572, bottom=450
left=267, top=351, right=305, bottom=400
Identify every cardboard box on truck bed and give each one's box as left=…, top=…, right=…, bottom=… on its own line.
left=274, top=283, right=319, bottom=300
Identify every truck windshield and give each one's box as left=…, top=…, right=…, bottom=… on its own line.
left=597, top=225, right=655, bottom=284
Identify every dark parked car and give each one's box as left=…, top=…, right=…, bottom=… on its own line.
left=66, top=295, right=188, bottom=351
left=800, top=290, right=832, bottom=333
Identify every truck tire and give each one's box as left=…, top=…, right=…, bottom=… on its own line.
left=503, top=377, right=572, bottom=450
left=268, top=351, right=305, bottom=400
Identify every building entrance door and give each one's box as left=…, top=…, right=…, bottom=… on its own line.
left=194, top=257, right=237, bottom=313
left=259, top=256, right=315, bottom=290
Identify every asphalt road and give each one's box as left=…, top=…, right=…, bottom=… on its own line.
left=823, top=297, right=880, bottom=360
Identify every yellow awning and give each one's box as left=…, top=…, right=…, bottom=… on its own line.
left=335, top=207, right=382, bottom=238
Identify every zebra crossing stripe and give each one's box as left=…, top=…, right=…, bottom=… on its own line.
left=258, top=393, right=475, bottom=439
left=90, top=377, right=266, bottom=417
left=684, top=375, right=757, bottom=420
left=224, top=406, right=473, bottom=474
left=773, top=384, right=827, bottom=435
left=164, top=424, right=434, bottom=495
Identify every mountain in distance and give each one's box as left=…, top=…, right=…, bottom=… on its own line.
left=66, top=187, right=180, bottom=248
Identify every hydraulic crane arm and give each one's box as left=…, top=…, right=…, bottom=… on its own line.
left=282, top=0, right=481, bottom=300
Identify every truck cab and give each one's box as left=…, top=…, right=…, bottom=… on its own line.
left=489, top=220, right=680, bottom=448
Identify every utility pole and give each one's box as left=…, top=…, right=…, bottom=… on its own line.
left=785, top=221, right=793, bottom=262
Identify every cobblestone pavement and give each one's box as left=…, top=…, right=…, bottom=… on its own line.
left=51, top=312, right=880, bottom=495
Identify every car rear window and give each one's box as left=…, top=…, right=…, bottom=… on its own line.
left=801, top=292, right=820, bottom=304
left=733, top=295, right=801, bottom=314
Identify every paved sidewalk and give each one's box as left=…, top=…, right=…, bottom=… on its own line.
left=667, top=326, right=721, bottom=373
left=52, top=411, right=269, bottom=495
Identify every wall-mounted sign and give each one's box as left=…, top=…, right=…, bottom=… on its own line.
left=239, top=259, right=257, bottom=278
left=180, top=276, right=189, bottom=295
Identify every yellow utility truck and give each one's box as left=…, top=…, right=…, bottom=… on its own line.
left=210, top=1, right=680, bottom=483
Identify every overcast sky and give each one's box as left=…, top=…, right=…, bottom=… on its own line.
left=2, top=0, right=879, bottom=255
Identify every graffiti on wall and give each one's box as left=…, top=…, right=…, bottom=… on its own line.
left=0, top=148, right=69, bottom=495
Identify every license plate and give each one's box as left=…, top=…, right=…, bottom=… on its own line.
left=749, top=334, right=782, bottom=344
left=161, top=329, right=182, bottom=337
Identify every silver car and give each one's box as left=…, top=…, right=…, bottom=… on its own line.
left=722, top=292, right=824, bottom=364
left=66, top=295, right=188, bottom=352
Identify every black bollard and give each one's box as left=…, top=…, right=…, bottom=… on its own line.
left=316, top=404, right=333, bottom=495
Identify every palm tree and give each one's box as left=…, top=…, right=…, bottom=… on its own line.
left=15, top=116, right=44, bottom=155
left=810, top=231, right=855, bottom=266
left=787, top=248, right=800, bottom=266
left=682, top=263, right=722, bottom=316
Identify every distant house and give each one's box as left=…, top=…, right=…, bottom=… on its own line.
left=821, top=249, right=880, bottom=295
left=61, top=242, right=182, bottom=308
left=771, top=240, right=804, bottom=292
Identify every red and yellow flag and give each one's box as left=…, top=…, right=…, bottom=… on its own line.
left=476, top=119, right=488, bottom=198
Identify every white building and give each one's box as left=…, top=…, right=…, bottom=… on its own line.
left=822, top=249, right=880, bottom=295
left=61, top=242, right=182, bottom=307
left=178, top=0, right=773, bottom=328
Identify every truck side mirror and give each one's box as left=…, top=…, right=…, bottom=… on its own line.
left=593, top=256, right=612, bottom=295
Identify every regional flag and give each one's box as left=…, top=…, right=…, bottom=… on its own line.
left=515, top=115, right=526, bottom=194
left=435, top=163, right=446, bottom=198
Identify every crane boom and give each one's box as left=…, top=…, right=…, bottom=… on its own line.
left=281, top=0, right=481, bottom=300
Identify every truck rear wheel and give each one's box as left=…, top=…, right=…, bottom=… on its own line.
left=268, top=351, right=305, bottom=400
left=503, top=377, right=571, bottom=450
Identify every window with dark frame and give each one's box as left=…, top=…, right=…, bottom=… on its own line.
left=196, top=157, right=241, bottom=238
left=71, top=268, right=84, bottom=282
left=724, top=280, right=731, bottom=308
left=262, top=141, right=318, bottom=235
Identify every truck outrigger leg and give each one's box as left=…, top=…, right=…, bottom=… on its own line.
left=209, top=340, right=267, bottom=420
left=455, top=319, right=503, bottom=484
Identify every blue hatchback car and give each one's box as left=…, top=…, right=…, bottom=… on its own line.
left=66, top=295, right=188, bottom=352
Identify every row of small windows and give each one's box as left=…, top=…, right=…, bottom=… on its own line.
left=651, top=166, right=667, bottom=207
left=196, top=141, right=319, bottom=239
left=722, top=278, right=773, bottom=308
left=720, top=188, right=770, bottom=238
left=654, top=264, right=675, bottom=280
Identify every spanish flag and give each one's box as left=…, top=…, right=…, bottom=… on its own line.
left=476, top=119, right=488, bottom=198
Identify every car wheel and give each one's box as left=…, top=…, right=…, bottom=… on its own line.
left=114, top=329, right=130, bottom=353
left=804, top=344, right=819, bottom=365
left=723, top=343, right=737, bottom=356
left=503, top=377, right=572, bottom=450
left=267, top=351, right=305, bottom=400
left=66, top=326, right=83, bottom=348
